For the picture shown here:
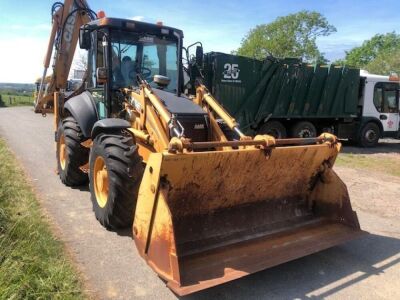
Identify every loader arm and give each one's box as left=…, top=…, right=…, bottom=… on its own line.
left=34, top=0, right=96, bottom=114
left=127, top=77, right=274, bottom=159
left=194, top=83, right=246, bottom=140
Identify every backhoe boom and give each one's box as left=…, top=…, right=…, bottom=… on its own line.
left=34, top=0, right=95, bottom=113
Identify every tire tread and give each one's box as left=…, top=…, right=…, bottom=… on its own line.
left=90, top=133, right=144, bottom=229
left=57, top=117, right=89, bottom=186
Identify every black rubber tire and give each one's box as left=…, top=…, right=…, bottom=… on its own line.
left=56, top=116, right=89, bottom=186
left=89, top=133, right=144, bottom=229
left=258, top=121, right=287, bottom=138
left=291, top=121, right=317, bottom=138
left=358, top=122, right=380, bottom=147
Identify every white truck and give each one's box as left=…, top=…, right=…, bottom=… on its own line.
left=359, top=70, right=400, bottom=146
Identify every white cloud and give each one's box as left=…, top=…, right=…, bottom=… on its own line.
left=0, top=37, right=48, bottom=83
left=131, top=16, right=144, bottom=21
left=0, top=34, right=89, bottom=83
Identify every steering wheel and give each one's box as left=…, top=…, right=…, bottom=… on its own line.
left=136, top=67, right=152, bottom=81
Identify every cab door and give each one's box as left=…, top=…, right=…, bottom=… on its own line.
left=87, top=31, right=107, bottom=119
left=373, top=82, right=400, bottom=133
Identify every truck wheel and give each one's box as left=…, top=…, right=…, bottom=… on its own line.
left=57, top=117, right=89, bottom=186
left=358, top=122, right=380, bottom=147
left=291, top=121, right=317, bottom=138
left=258, top=121, right=287, bottom=139
left=89, top=133, right=144, bottom=229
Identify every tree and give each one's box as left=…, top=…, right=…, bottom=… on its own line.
left=337, top=32, right=400, bottom=68
left=236, top=11, right=336, bottom=62
left=364, top=48, right=400, bottom=75
left=75, top=51, right=88, bottom=70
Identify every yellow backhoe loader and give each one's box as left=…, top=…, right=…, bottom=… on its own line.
left=35, top=0, right=366, bottom=295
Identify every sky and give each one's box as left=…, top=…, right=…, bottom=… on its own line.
left=0, top=0, right=399, bottom=83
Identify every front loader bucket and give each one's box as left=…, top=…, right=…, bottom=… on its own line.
left=133, top=141, right=366, bottom=296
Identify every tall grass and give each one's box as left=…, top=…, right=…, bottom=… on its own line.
left=0, top=138, right=85, bottom=299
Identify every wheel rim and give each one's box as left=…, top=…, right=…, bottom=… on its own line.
left=93, top=156, right=109, bottom=208
left=59, top=134, right=67, bottom=170
left=365, top=129, right=377, bottom=142
left=298, top=128, right=313, bottom=138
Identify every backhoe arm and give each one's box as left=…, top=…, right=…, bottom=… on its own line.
left=35, top=0, right=96, bottom=113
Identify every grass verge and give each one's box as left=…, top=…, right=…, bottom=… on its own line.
left=336, top=153, right=400, bottom=177
left=0, top=138, right=85, bottom=299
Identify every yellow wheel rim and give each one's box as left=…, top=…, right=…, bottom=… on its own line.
left=59, top=134, right=67, bottom=170
left=93, top=156, right=109, bottom=208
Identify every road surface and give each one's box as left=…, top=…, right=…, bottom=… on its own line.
left=0, top=106, right=399, bottom=299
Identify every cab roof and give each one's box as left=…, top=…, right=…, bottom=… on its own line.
left=360, top=70, right=399, bottom=83
left=86, top=17, right=184, bottom=39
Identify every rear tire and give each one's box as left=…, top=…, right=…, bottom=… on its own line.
left=291, top=121, right=317, bottom=138
left=258, top=121, right=287, bottom=138
left=89, top=132, right=144, bottom=229
left=358, top=122, right=380, bottom=147
left=56, top=117, right=89, bottom=186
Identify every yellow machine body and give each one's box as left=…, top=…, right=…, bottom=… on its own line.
left=35, top=1, right=365, bottom=293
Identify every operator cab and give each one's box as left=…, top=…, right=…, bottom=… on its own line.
left=79, top=18, right=184, bottom=118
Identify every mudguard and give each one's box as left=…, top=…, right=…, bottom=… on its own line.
left=64, top=91, right=98, bottom=138
left=91, top=118, right=131, bottom=139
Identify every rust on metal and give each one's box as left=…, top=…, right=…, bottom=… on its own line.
left=133, top=141, right=366, bottom=296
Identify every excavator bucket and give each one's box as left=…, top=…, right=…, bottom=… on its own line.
left=133, top=140, right=366, bottom=296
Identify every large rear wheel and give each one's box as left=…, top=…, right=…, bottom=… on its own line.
left=89, top=132, right=144, bottom=229
left=56, top=116, right=89, bottom=186
left=258, top=121, right=287, bottom=138
left=291, top=121, right=317, bottom=138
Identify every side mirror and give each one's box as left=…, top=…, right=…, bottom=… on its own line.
left=96, top=67, right=108, bottom=84
left=79, top=28, right=91, bottom=50
left=195, top=45, right=203, bottom=66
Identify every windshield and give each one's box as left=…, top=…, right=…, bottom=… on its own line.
left=111, top=31, right=178, bottom=92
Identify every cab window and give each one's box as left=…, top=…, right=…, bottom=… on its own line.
left=373, top=82, right=399, bottom=113
left=110, top=31, right=178, bottom=92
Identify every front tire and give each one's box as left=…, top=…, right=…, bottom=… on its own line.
left=56, top=117, right=89, bottom=186
left=358, top=122, right=380, bottom=147
left=89, top=133, right=144, bottom=229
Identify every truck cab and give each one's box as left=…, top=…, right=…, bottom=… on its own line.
left=360, top=70, right=400, bottom=142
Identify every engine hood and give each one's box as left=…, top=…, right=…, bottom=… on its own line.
left=153, top=89, right=206, bottom=116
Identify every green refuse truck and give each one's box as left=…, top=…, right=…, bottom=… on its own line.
left=192, top=52, right=400, bottom=147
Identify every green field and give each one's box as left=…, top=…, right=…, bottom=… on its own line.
left=0, top=93, right=33, bottom=107
left=336, top=153, right=400, bottom=177
left=0, top=138, right=85, bottom=299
